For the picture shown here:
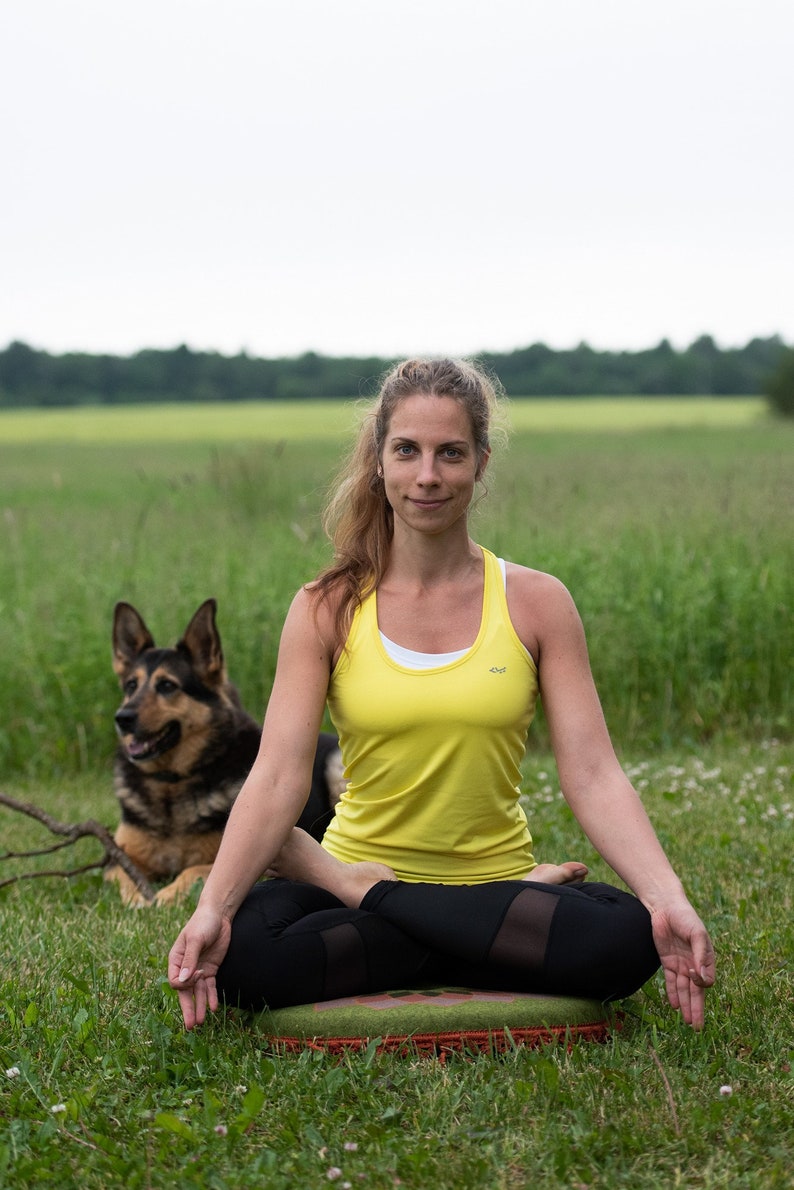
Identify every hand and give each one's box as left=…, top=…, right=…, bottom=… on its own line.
left=167, top=904, right=232, bottom=1030
left=650, top=898, right=715, bottom=1029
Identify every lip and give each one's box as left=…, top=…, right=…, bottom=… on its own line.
left=409, top=497, right=449, bottom=510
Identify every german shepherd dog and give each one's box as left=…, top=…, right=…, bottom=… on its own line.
left=108, top=599, right=344, bottom=905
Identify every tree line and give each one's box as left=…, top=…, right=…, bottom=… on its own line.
left=0, top=335, right=789, bottom=407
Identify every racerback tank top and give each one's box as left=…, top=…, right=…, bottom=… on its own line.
left=323, top=547, right=539, bottom=883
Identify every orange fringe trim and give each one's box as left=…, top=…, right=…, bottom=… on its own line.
left=266, top=1017, right=618, bottom=1060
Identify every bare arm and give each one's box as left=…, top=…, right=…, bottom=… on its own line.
left=198, top=589, right=334, bottom=913
left=167, top=585, right=336, bottom=1026
left=510, top=567, right=716, bottom=1027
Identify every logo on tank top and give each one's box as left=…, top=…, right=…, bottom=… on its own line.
left=489, top=666, right=507, bottom=674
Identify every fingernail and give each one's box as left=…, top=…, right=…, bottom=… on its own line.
left=179, top=968, right=190, bottom=982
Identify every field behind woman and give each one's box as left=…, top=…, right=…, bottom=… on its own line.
left=1, top=397, right=792, bottom=1188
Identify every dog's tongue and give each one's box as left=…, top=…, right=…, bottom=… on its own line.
left=126, top=740, right=150, bottom=759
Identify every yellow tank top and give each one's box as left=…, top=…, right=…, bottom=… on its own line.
left=322, top=546, right=539, bottom=883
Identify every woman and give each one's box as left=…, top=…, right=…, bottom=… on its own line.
left=168, top=358, right=715, bottom=1031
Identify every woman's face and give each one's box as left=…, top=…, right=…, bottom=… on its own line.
left=380, top=393, right=488, bottom=538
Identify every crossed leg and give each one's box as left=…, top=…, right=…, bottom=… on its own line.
left=217, top=831, right=659, bottom=1011
left=269, top=827, right=589, bottom=906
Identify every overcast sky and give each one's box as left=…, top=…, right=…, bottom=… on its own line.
left=3, top=0, right=792, bottom=360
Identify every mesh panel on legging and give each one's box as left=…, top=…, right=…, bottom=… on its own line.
left=215, top=879, right=432, bottom=1011
left=360, top=878, right=660, bottom=1001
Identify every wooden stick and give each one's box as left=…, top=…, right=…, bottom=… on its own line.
left=0, top=791, right=156, bottom=903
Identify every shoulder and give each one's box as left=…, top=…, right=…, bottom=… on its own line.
left=288, top=581, right=346, bottom=661
left=504, top=561, right=571, bottom=601
left=507, top=563, right=581, bottom=620
left=504, top=562, right=585, bottom=661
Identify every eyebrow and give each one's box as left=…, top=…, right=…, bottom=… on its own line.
left=389, top=436, right=471, bottom=448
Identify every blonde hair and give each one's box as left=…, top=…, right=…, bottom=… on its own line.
left=312, top=357, right=505, bottom=642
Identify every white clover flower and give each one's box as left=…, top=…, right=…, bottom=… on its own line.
left=214, top=1124, right=228, bottom=1136
left=344, top=1141, right=359, bottom=1152
left=719, top=1084, right=733, bottom=1097
left=5, top=1067, right=20, bottom=1079
left=327, top=1168, right=343, bottom=1181
left=50, top=1103, right=67, bottom=1114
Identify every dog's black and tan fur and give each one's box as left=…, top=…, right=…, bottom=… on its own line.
left=108, top=599, right=343, bottom=904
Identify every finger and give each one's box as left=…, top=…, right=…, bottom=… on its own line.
left=179, top=977, right=208, bottom=1030
left=191, top=978, right=209, bottom=1028
left=167, top=935, right=188, bottom=986
left=663, top=965, right=681, bottom=1011
left=675, top=970, right=693, bottom=1026
left=693, top=938, right=716, bottom=986
left=204, top=975, right=219, bottom=1015
left=177, top=971, right=218, bottom=1029
left=178, top=984, right=199, bottom=1030
left=687, top=981, right=706, bottom=1030
left=681, top=970, right=707, bottom=1030
left=168, top=936, right=204, bottom=989
left=668, top=964, right=708, bottom=1030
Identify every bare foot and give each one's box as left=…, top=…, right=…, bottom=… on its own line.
left=270, top=828, right=396, bottom=908
left=525, top=861, right=588, bottom=885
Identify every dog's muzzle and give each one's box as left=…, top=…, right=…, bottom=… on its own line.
left=115, top=709, right=182, bottom=761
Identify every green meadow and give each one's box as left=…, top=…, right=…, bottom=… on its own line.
left=0, top=395, right=762, bottom=444
left=1, top=397, right=792, bottom=1188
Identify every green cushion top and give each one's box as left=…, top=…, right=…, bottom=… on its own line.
left=259, top=987, right=613, bottom=1054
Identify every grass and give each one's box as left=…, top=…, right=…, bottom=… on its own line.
left=1, top=403, right=790, bottom=774
left=0, top=396, right=764, bottom=444
left=1, top=398, right=793, bottom=1187
left=1, top=745, right=792, bottom=1188
left=0, top=400, right=356, bottom=445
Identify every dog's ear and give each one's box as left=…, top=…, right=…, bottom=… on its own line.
left=178, top=599, right=226, bottom=685
left=113, top=602, right=155, bottom=677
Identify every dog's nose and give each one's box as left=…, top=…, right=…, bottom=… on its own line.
left=115, top=707, right=137, bottom=733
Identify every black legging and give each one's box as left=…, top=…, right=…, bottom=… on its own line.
left=215, top=877, right=660, bottom=1011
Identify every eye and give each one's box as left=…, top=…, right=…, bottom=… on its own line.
left=156, top=678, right=179, bottom=696
left=395, top=443, right=415, bottom=456
left=123, top=678, right=138, bottom=696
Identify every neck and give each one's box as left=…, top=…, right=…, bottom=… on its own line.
left=384, top=527, right=481, bottom=588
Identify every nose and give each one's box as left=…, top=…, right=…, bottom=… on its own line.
left=416, top=451, right=440, bottom=486
left=115, top=707, right=137, bottom=733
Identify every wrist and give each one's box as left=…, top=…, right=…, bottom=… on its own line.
left=635, top=875, right=688, bottom=915
left=195, top=883, right=239, bottom=922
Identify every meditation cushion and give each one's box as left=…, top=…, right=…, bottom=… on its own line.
left=259, top=987, right=615, bottom=1057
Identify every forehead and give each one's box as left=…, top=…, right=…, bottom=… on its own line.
left=127, top=648, right=183, bottom=678
left=387, top=393, right=474, bottom=442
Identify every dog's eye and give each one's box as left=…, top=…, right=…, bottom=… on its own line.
left=123, top=678, right=138, bottom=696
left=156, top=678, right=179, bottom=696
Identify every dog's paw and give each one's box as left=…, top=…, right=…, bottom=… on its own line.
left=153, top=865, right=213, bottom=906
left=105, top=864, right=156, bottom=908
